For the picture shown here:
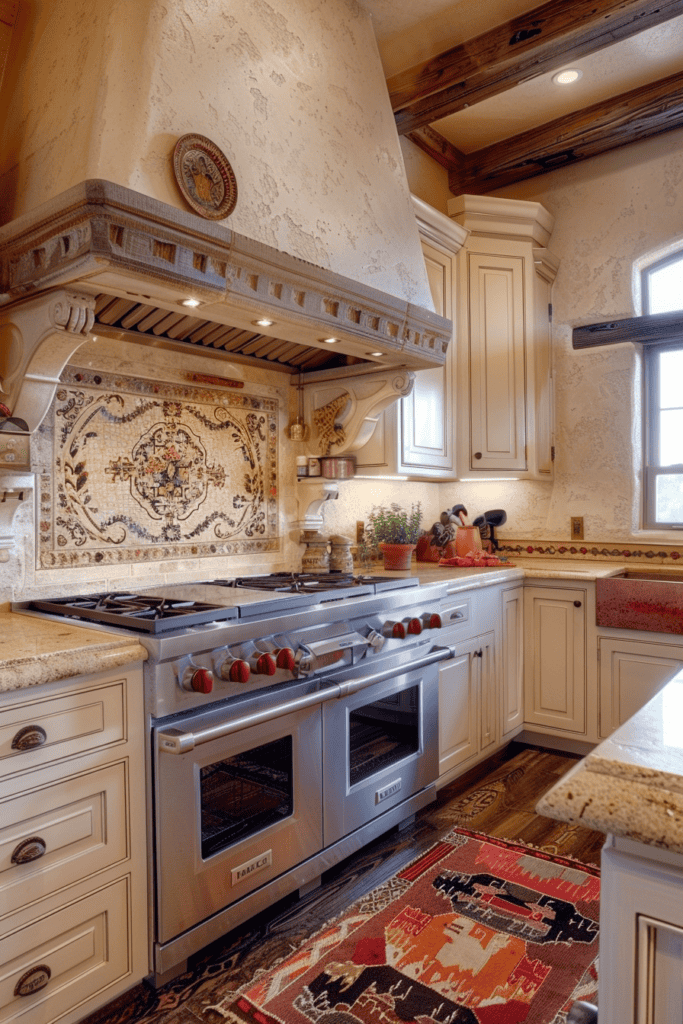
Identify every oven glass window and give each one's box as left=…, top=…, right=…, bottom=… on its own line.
left=349, top=685, right=419, bottom=786
left=200, top=736, right=293, bottom=858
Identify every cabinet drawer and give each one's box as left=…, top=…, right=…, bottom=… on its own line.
left=439, top=594, right=473, bottom=639
left=0, top=877, right=130, bottom=1024
left=0, top=763, right=127, bottom=920
left=0, top=683, right=125, bottom=777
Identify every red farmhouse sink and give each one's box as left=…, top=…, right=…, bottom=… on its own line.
left=596, top=570, right=683, bottom=634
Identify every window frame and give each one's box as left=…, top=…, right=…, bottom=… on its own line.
left=642, top=252, right=683, bottom=530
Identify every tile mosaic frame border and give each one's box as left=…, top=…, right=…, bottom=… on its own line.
left=37, top=368, right=280, bottom=569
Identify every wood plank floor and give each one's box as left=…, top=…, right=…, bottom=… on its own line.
left=85, top=744, right=604, bottom=1024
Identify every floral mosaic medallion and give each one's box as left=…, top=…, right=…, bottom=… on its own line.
left=38, top=369, right=279, bottom=567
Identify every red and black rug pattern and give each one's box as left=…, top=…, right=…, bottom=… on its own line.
left=216, top=828, right=600, bottom=1024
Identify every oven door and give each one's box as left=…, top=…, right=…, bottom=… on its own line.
left=153, top=698, right=322, bottom=944
left=322, top=660, right=439, bottom=846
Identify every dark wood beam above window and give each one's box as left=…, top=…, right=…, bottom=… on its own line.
left=573, top=310, right=683, bottom=349
left=447, top=70, right=683, bottom=194
left=389, top=0, right=683, bottom=136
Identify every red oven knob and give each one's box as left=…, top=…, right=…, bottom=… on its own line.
left=382, top=621, right=406, bottom=639
left=229, top=660, right=251, bottom=683
left=190, top=668, right=213, bottom=694
left=421, top=612, right=442, bottom=629
left=218, top=658, right=251, bottom=683
left=249, top=653, right=277, bottom=676
left=274, top=647, right=296, bottom=671
left=403, top=617, right=423, bottom=635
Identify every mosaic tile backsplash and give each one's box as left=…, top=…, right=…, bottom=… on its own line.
left=37, top=368, right=279, bottom=568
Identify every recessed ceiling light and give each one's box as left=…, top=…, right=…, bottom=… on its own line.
left=322, top=337, right=339, bottom=344
left=253, top=318, right=274, bottom=327
left=552, top=69, right=582, bottom=85
left=181, top=298, right=201, bottom=307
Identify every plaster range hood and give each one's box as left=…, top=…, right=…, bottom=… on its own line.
left=0, top=180, right=451, bottom=449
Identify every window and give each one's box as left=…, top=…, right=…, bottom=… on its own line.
left=643, top=251, right=683, bottom=528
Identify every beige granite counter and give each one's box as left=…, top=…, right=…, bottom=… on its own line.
left=377, top=557, right=623, bottom=588
left=0, top=612, right=148, bottom=693
left=537, top=668, right=683, bottom=853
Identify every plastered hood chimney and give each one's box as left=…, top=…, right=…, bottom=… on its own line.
left=0, top=0, right=450, bottom=446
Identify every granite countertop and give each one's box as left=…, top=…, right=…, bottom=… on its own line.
left=0, top=612, right=148, bottom=693
left=380, top=557, right=623, bottom=589
left=537, top=668, right=683, bottom=853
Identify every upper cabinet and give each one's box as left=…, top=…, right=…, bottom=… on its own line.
left=355, top=196, right=468, bottom=478
left=450, top=195, right=559, bottom=480
left=354, top=193, right=559, bottom=481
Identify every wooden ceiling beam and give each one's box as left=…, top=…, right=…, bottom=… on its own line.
left=449, top=70, right=683, bottom=194
left=390, top=0, right=683, bottom=136
left=406, top=126, right=466, bottom=172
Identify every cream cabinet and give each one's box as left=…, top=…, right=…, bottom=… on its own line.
left=450, top=194, right=558, bottom=480
left=501, top=585, right=524, bottom=739
left=0, top=665, right=148, bottom=1024
left=598, top=636, right=683, bottom=739
left=355, top=195, right=467, bottom=479
left=524, top=584, right=587, bottom=736
left=438, top=631, right=496, bottom=778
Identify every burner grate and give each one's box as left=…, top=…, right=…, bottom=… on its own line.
left=30, top=593, right=237, bottom=633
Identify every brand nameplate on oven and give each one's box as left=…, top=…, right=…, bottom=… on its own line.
left=376, top=778, right=401, bottom=804
left=231, top=849, right=273, bottom=886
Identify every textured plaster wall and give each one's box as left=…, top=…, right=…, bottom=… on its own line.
left=0, top=0, right=431, bottom=307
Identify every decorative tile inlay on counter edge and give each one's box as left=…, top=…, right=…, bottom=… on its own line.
left=499, top=540, right=683, bottom=564
left=36, top=368, right=279, bottom=568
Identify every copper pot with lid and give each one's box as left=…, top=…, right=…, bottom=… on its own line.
left=321, top=457, right=355, bottom=479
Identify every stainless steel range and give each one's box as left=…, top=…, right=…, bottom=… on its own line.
left=30, top=572, right=455, bottom=985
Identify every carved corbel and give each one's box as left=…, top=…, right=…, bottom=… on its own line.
left=0, top=290, right=96, bottom=430
left=303, top=369, right=415, bottom=455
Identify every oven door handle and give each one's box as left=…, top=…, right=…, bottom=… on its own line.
left=156, top=646, right=455, bottom=754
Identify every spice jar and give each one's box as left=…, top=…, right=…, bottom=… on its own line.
left=307, top=456, right=321, bottom=477
left=296, top=456, right=309, bottom=478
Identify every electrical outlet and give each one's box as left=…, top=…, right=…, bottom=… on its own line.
left=571, top=516, right=584, bottom=540
left=356, top=520, right=365, bottom=544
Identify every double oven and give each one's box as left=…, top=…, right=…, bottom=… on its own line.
left=30, top=573, right=453, bottom=984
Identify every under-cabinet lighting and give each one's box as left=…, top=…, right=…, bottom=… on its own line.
left=458, top=477, right=520, bottom=482
left=322, top=337, right=339, bottom=344
left=182, top=298, right=201, bottom=307
left=552, top=69, right=582, bottom=85
left=366, top=351, right=383, bottom=358
left=253, top=318, right=274, bottom=327
left=354, top=474, right=409, bottom=481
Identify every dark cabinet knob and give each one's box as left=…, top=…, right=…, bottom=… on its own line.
left=11, top=725, right=47, bottom=751
left=11, top=836, right=47, bottom=864
left=473, top=452, right=482, bottom=460
left=14, top=965, right=51, bottom=997
left=574, top=600, right=582, bottom=608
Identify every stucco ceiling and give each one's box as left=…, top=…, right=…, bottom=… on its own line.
left=361, top=0, right=683, bottom=192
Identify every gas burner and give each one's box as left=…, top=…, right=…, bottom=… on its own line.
left=30, top=593, right=237, bottom=633
left=219, top=573, right=419, bottom=594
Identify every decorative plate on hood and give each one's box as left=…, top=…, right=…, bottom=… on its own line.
left=173, top=133, right=238, bottom=220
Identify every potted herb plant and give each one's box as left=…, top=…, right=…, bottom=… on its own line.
left=365, top=502, right=423, bottom=570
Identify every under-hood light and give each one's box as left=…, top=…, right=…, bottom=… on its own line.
left=181, top=297, right=201, bottom=307
left=322, top=337, right=339, bottom=344
left=253, top=318, right=275, bottom=327
left=366, top=351, right=383, bottom=358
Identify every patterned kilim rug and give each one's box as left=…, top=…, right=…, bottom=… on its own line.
left=215, top=827, right=600, bottom=1024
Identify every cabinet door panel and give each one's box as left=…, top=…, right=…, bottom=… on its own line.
left=438, top=651, right=477, bottom=775
left=501, top=587, right=524, bottom=738
left=524, top=588, right=586, bottom=733
left=479, top=636, right=497, bottom=755
left=599, top=638, right=683, bottom=738
left=468, top=254, right=526, bottom=472
left=399, top=241, right=455, bottom=475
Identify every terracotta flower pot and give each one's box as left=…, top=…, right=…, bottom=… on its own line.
left=379, top=542, right=416, bottom=570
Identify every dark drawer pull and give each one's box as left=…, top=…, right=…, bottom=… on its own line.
left=11, top=836, right=47, bottom=865
left=11, top=725, right=47, bottom=751
left=14, top=965, right=52, bottom=997
left=574, top=600, right=582, bottom=608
